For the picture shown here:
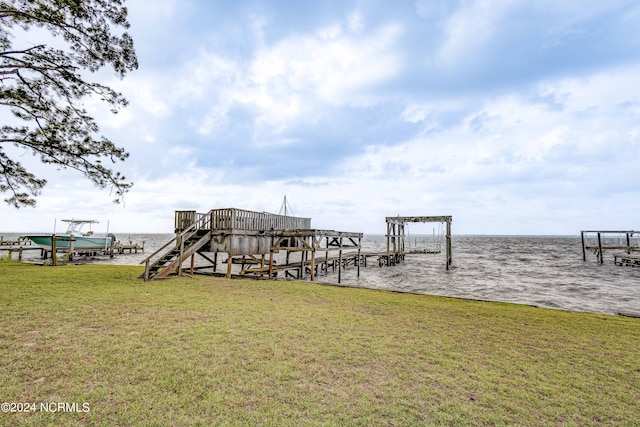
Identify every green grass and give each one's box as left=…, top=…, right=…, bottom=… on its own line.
left=1, top=262, right=639, bottom=426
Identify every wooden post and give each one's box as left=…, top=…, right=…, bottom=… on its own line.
left=581, top=231, right=586, bottom=261
left=446, top=219, right=452, bottom=270
left=286, top=245, right=291, bottom=266
left=626, top=233, right=631, bottom=254
left=308, top=236, right=315, bottom=281
left=325, top=237, right=329, bottom=276
left=226, top=254, right=233, bottom=279
left=190, top=254, right=195, bottom=275
left=338, top=237, right=343, bottom=284
left=269, top=235, right=274, bottom=278
left=299, top=239, right=304, bottom=279
left=178, top=237, right=184, bottom=276
left=390, top=223, right=394, bottom=263
left=386, top=222, right=391, bottom=266
left=399, top=224, right=405, bottom=261
left=51, top=234, right=57, bottom=266
left=213, top=252, right=218, bottom=273
left=597, top=232, right=603, bottom=264
left=357, top=237, right=361, bottom=278
left=110, top=235, right=115, bottom=258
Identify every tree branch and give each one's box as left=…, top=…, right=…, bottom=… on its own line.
left=0, top=0, right=137, bottom=207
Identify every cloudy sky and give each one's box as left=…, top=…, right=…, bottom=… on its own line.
left=2, top=0, right=640, bottom=234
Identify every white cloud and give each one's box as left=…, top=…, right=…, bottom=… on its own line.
left=173, top=17, right=406, bottom=143
left=347, top=10, right=365, bottom=33
left=401, top=104, right=433, bottom=123
left=3, top=0, right=640, bottom=235
left=87, top=9, right=406, bottom=155
left=330, top=64, right=640, bottom=232
left=436, top=0, right=516, bottom=68
left=250, top=21, right=403, bottom=103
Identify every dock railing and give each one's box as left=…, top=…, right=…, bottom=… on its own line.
left=175, top=208, right=311, bottom=232
left=210, top=208, right=311, bottom=231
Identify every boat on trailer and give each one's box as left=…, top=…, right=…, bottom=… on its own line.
left=23, top=219, right=115, bottom=255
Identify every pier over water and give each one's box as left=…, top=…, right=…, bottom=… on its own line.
left=581, top=230, right=639, bottom=265
left=141, top=209, right=363, bottom=282
left=141, top=209, right=453, bottom=283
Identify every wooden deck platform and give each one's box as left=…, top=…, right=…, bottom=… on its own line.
left=613, top=253, right=640, bottom=267
left=0, top=236, right=33, bottom=246
left=141, top=209, right=363, bottom=282
left=118, top=241, right=144, bottom=254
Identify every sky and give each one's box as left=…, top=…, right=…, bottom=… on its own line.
left=2, top=0, right=640, bottom=235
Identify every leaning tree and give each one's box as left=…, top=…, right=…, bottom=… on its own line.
left=0, top=0, right=138, bottom=207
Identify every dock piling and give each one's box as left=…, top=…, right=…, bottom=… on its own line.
left=581, top=230, right=639, bottom=265
left=385, top=215, right=452, bottom=271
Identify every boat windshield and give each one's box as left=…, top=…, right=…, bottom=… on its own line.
left=62, top=220, right=99, bottom=236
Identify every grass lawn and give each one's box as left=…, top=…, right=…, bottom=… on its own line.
left=0, top=262, right=639, bottom=426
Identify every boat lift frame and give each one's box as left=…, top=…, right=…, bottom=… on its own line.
left=385, top=216, right=453, bottom=270
left=580, top=230, right=639, bottom=264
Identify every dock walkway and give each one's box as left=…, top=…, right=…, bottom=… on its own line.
left=0, top=236, right=32, bottom=246
left=613, top=253, right=640, bottom=267
left=118, top=241, right=144, bottom=254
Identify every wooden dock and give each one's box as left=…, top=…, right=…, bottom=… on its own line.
left=613, top=253, right=640, bottom=267
left=0, top=246, right=41, bottom=261
left=118, top=241, right=144, bottom=254
left=385, top=215, right=452, bottom=270
left=581, top=230, right=639, bottom=264
left=0, top=235, right=38, bottom=261
left=141, top=209, right=363, bottom=282
left=0, top=236, right=33, bottom=247
left=141, top=209, right=454, bottom=283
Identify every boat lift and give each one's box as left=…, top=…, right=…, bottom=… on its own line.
left=384, top=215, right=452, bottom=270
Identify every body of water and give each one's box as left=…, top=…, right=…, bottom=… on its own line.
left=332, top=235, right=640, bottom=316
left=2, top=233, right=639, bottom=316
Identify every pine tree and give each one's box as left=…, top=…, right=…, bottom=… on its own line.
left=0, top=0, right=138, bottom=207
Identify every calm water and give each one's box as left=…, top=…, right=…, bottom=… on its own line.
left=2, top=233, right=639, bottom=316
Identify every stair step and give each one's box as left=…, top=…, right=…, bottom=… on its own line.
left=143, top=230, right=211, bottom=280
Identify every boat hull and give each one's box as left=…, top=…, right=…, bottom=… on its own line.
left=24, top=235, right=113, bottom=252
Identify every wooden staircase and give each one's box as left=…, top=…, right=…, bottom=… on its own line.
left=140, top=227, right=212, bottom=280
